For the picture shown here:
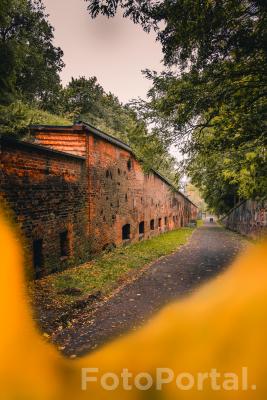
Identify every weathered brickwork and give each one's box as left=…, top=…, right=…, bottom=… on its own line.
left=86, top=134, right=195, bottom=252
left=221, top=199, right=267, bottom=239
left=32, top=125, right=87, bottom=157
left=34, top=123, right=197, bottom=253
left=0, top=138, right=90, bottom=278
left=1, top=122, right=197, bottom=278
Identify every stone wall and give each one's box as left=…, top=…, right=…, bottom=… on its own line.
left=221, top=199, right=267, bottom=239
left=0, top=137, right=89, bottom=278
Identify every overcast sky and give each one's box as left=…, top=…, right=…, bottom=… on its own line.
left=43, top=0, right=163, bottom=104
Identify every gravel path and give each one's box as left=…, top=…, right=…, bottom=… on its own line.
left=55, top=221, right=247, bottom=356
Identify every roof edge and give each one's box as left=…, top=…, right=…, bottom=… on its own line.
left=1, top=136, right=86, bottom=161
left=78, top=120, right=133, bottom=153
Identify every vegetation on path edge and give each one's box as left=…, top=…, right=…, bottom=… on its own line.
left=30, top=226, right=197, bottom=310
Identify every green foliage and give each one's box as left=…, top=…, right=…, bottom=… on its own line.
left=187, top=145, right=239, bottom=215
left=58, top=76, right=105, bottom=122
left=0, top=0, right=64, bottom=106
left=126, top=118, right=179, bottom=184
left=87, top=0, right=153, bottom=30
left=0, top=101, right=71, bottom=137
left=58, top=76, right=134, bottom=142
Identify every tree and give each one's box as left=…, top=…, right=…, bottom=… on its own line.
left=60, top=76, right=104, bottom=120
left=0, top=0, right=64, bottom=106
left=186, top=124, right=267, bottom=214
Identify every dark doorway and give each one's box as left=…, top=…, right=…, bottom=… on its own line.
left=150, top=219, right=155, bottom=230
left=158, top=218, right=162, bottom=228
left=122, top=224, right=131, bottom=240
left=60, top=230, right=69, bottom=257
left=33, top=239, right=43, bottom=279
left=139, top=221, right=145, bottom=235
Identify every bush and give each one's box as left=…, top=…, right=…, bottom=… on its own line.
left=0, top=102, right=71, bottom=138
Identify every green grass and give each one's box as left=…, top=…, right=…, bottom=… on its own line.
left=29, top=108, right=72, bottom=126
left=0, top=102, right=72, bottom=137
left=197, top=219, right=204, bottom=227
left=33, top=227, right=196, bottom=307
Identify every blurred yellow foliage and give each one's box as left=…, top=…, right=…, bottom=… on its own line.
left=0, top=211, right=266, bottom=399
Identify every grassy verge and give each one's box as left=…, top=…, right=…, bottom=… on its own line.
left=31, top=227, right=195, bottom=311
left=197, top=219, right=204, bottom=227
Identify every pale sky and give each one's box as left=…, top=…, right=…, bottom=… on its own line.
left=43, top=0, right=163, bottom=104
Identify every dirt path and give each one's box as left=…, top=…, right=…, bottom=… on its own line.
left=55, top=221, right=247, bottom=356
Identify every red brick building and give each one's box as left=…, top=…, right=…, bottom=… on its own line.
left=1, top=122, right=197, bottom=278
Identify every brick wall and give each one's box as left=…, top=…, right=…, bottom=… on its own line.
left=87, top=133, right=194, bottom=252
left=0, top=138, right=89, bottom=278
left=221, top=199, right=267, bottom=239
left=32, top=125, right=87, bottom=156
left=1, top=123, right=197, bottom=278
left=34, top=123, right=198, bottom=254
